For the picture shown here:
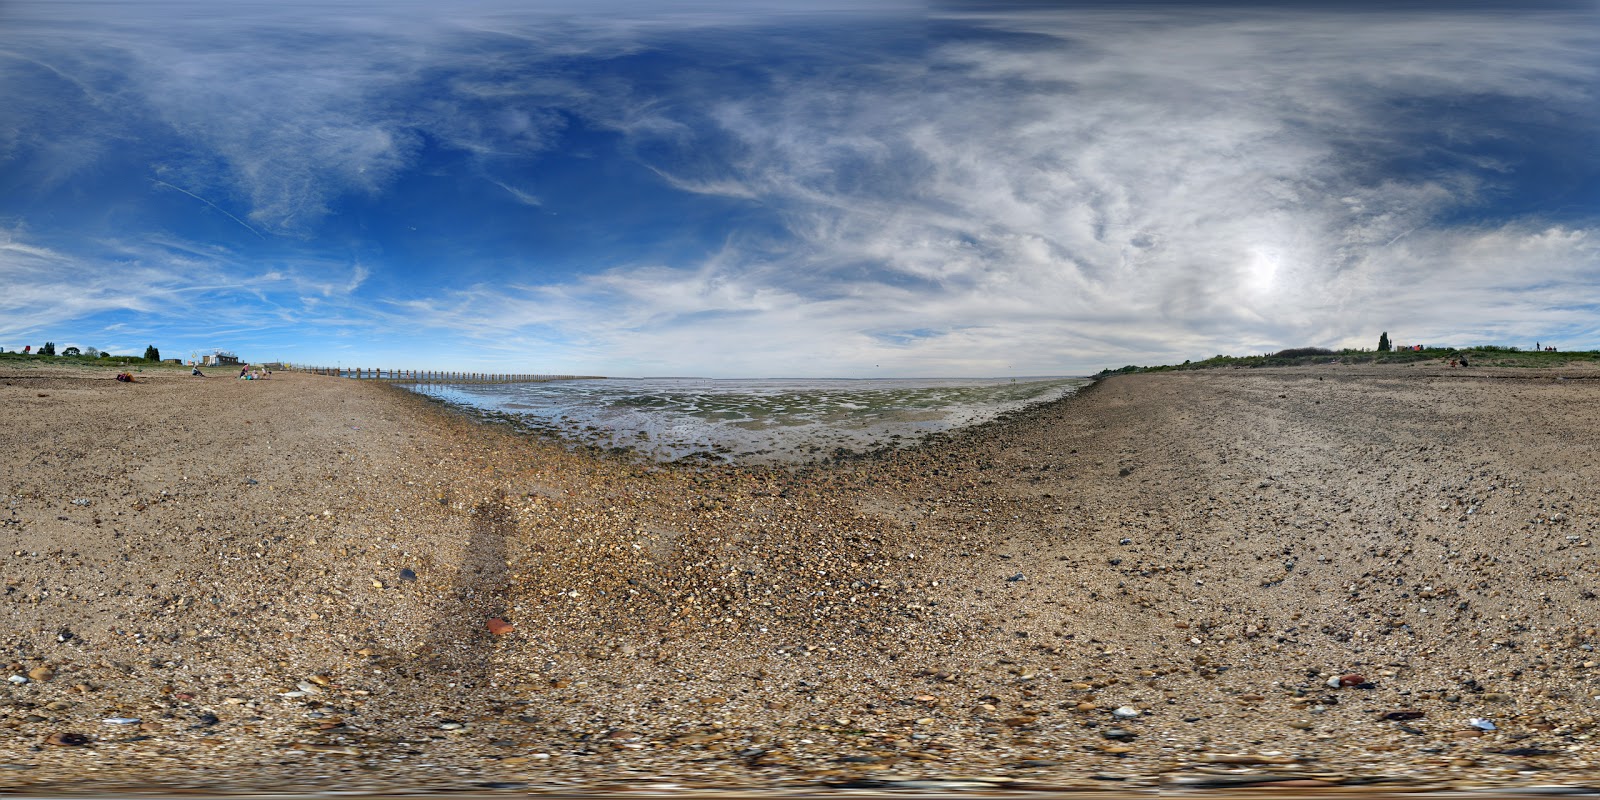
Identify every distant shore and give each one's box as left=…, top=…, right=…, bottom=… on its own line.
left=3, top=363, right=1599, bottom=793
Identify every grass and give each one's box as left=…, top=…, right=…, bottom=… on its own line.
left=1097, top=346, right=1600, bottom=377
left=0, top=352, right=186, bottom=371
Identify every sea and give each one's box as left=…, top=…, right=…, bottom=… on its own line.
left=406, top=376, right=1089, bottom=465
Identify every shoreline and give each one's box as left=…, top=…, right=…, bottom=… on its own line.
left=4, top=364, right=1600, bottom=793
left=399, top=376, right=1093, bottom=468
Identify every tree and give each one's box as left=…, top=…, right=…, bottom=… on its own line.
left=62, top=346, right=81, bottom=356
left=84, top=347, right=99, bottom=358
left=40, top=341, right=56, bottom=356
left=144, top=345, right=160, bottom=361
left=1377, top=331, right=1391, bottom=352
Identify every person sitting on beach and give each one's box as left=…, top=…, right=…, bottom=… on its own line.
left=115, top=372, right=134, bottom=383
left=191, top=365, right=204, bottom=376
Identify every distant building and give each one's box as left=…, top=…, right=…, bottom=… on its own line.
left=202, top=349, right=241, bottom=366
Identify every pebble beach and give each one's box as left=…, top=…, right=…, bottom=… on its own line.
left=4, top=361, right=1600, bottom=795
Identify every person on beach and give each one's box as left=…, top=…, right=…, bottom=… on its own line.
left=191, top=365, right=204, bottom=376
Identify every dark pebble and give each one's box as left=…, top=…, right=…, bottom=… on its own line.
left=399, top=568, right=418, bottom=582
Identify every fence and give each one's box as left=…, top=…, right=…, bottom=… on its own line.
left=290, top=366, right=601, bottom=384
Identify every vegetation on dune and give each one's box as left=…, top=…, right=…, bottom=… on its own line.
left=1098, top=342, right=1600, bottom=377
left=0, top=350, right=175, bottom=368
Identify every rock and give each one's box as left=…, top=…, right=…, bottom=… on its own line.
left=1101, top=728, right=1135, bottom=741
left=399, top=568, right=418, bottom=582
left=45, top=732, right=90, bottom=746
left=1112, top=706, right=1140, bottom=719
left=1383, top=709, right=1425, bottom=721
left=103, top=717, right=142, bottom=725
left=1006, top=573, right=1026, bottom=582
left=26, top=666, right=53, bottom=682
left=487, top=618, right=515, bottom=636
left=1468, top=717, right=1497, bottom=731
left=6, top=675, right=26, bottom=685
left=1327, top=673, right=1366, bottom=688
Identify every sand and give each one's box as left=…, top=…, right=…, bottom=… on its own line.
left=3, top=360, right=1600, bottom=794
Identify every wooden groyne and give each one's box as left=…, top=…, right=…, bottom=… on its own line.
left=291, top=366, right=602, bottom=384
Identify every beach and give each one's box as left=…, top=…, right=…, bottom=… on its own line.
left=4, top=361, right=1600, bottom=794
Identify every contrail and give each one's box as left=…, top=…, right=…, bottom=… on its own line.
left=151, top=179, right=266, bottom=239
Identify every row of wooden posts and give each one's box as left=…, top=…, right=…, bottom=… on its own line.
left=294, top=366, right=597, bottom=384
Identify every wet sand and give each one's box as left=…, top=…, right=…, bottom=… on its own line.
left=4, top=361, right=1600, bottom=794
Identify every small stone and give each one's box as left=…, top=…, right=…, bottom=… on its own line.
left=26, top=667, right=53, bottom=682
left=487, top=618, right=515, bottom=636
left=1112, top=706, right=1140, bottom=719
left=45, top=732, right=91, bottom=746
left=6, top=675, right=26, bottom=685
left=399, top=568, right=418, bottom=582
left=1453, top=730, right=1485, bottom=739
left=1006, top=573, right=1026, bottom=582
left=103, top=717, right=141, bottom=725
left=1328, top=673, right=1366, bottom=688
left=439, top=721, right=465, bottom=730
left=1101, top=728, right=1135, bottom=741
left=1468, top=717, right=1497, bottom=731
left=1003, top=716, right=1037, bottom=727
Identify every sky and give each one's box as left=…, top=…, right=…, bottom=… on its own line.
left=1, top=0, right=1597, bottom=377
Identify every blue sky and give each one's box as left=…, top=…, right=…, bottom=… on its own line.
left=2, top=0, right=1597, bottom=376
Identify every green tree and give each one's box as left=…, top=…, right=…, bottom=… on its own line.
left=144, top=345, right=160, bottom=361
left=1377, top=331, right=1391, bottom=352
left=83, top=347, right=99, bottom=358
left=62, top=346, right=81, bottom=356
left=40, top=341, right=56, bottom=356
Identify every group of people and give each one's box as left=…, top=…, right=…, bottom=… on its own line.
left=188, top=364, right=272, bottom=379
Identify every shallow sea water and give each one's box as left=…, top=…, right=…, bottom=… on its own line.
left=407, top=376, right=1089, bottom=464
